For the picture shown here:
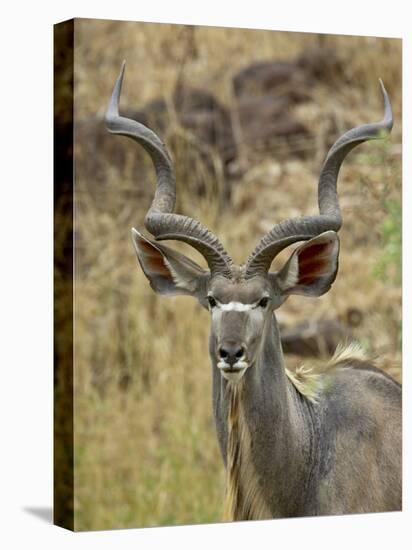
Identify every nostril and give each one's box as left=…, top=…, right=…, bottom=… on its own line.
left=219, top=344, right=245, bottom=365
left=235, top=348, right=244, bottom=359
left=219, top=348, right=229, bottom=360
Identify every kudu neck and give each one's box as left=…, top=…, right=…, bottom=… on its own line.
left=254, top=313, right=304, bottom=425
left=213, top=312, right=313, bottom=520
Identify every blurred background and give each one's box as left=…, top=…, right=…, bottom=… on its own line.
left=70, top=19, right=401, bottom=530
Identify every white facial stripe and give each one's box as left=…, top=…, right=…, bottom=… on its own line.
left=218, top=301, right=254, bottom=312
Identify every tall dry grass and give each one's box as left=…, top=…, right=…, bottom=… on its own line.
left=71, top=19, right=401, bottom=530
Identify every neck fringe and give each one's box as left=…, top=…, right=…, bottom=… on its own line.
left=223, top=381, right=272, bottom=521
left=285, top=342, right=368, bottom=403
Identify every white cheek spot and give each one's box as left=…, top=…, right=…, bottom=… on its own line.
left=219, top=301, right=254, bottom=312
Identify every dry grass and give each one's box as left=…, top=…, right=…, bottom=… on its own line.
left=71, top=19, right=402, bottom=530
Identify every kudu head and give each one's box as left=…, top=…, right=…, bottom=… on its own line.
left=106, top=62, right=393, bottom=383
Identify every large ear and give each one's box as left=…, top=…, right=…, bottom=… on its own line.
left=131, top=228, right=208, bottom=297
left=272, top=231, right=340, bottom=297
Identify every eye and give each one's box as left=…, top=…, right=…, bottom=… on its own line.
left=207, top=296, right=217, bottom=308
left=258, top=297, right=270, bottom=308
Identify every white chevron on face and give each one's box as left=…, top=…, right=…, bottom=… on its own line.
left=218, top=302, right=254, bottom=312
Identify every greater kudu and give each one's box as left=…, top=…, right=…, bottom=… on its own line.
left=106, top=62, right=401, bottom=519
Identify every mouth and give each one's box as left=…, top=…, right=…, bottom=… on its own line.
left=217, top=361, right=248, bottom=382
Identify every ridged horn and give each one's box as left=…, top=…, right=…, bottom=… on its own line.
left=245, top=79, right=393, bottom=277
left=105, top=61, right=233, bottom=277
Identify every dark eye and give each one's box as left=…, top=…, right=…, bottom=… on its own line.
left=259, top=297, right=270, bottom=308
left=207, top=296, right=217, bottom=308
